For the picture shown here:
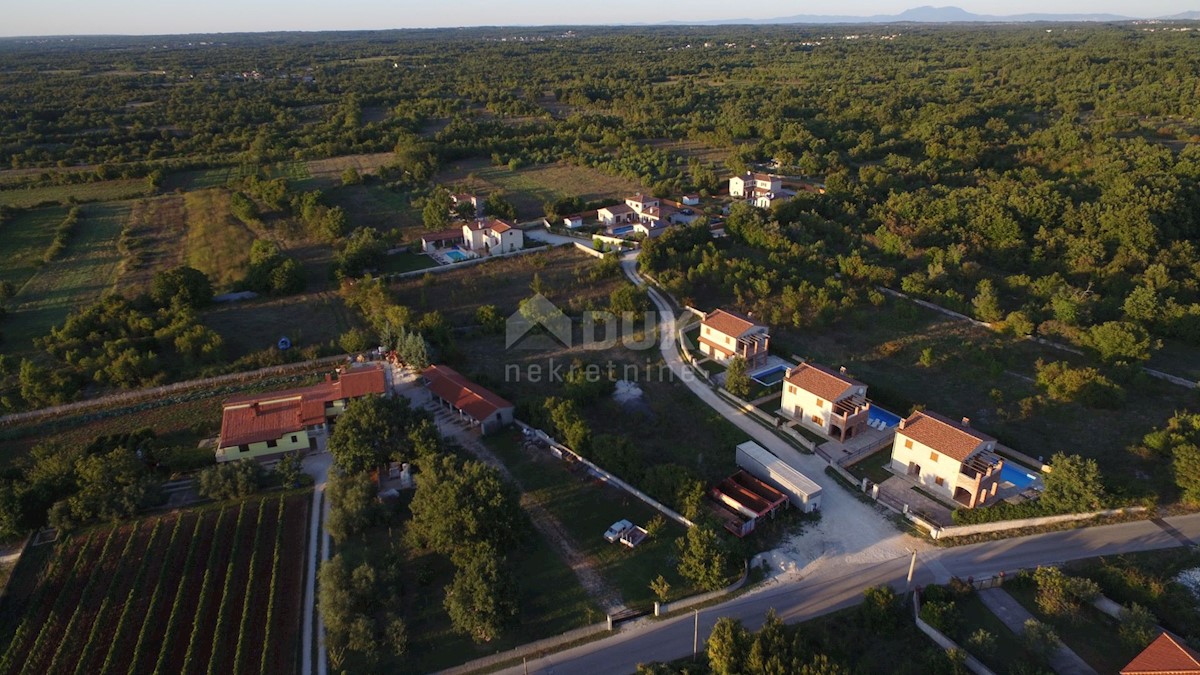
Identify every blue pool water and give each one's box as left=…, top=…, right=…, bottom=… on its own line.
left=751, top=365, right=788, bottom=386
left=611, top=225, right=634, bottom=235
left=444, top=249, right=469, bottom=262
left=1000, top=464, right=1039, bottom=489
left=868, top=406, right=902, bottom=429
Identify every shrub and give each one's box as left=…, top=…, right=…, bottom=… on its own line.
left=198, top=461, right=263, bottom=500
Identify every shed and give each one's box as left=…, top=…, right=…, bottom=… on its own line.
left=735, top=441, right=823, bottom=512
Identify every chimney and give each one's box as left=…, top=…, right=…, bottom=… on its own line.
left=898, top=417, right=907, bottom=430
left=961, top=417, right=971, bottom=427
left=839, top=366, right=847, bottom=374
left=325, top=374, right=333, bottom=383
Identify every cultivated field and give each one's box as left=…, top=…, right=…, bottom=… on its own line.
left=644, top=138, right=732, bottom=167
left=3, top=202, right=129, bottom=352
left=0, top=492, right=310, bottom=675
left=183, top=189, right=256, bottom=290
left=0, top=179, right=150, bottom=208
left=301, top=153, right=396, bottom=188
left=435, top=160, right=645, bottom=220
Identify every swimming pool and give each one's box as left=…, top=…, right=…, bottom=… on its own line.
left=1000, top=464, right=1040, bottom=489
left=868, top=406, right=902, bottom=429
left=750, top=364, right=788, bottom=386
left=611, top=225, right=634, bottom=236
left=444, top=249, right=469, bottom=262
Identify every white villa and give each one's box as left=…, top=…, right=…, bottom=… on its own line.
left=888, top=411, right=1004, bottom=508
left=463, top=218, right=523, bottom=254
left=729, top=172, right=795, bottom=209
left=698, top=308, right=770, bottom=370
left=781, top=362, right=871, bottom=442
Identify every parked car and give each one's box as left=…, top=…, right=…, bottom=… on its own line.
left=604, top=519, right=633, bottom=543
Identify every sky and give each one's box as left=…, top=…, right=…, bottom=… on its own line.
left=2, top=0, right=1197, bottom=37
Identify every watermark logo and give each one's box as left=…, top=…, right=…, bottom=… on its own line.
left=506, top=293, right=572, bottom=350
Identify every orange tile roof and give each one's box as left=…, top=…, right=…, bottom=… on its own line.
left=601, top=204, right=635, bottom=215
left=702, top=308, right=762, bottom=338
left=423, top=365, right=513, bottom=422
left=785, top=362, right=863, bottom=402
left=897, top=410, right=994, bottom=462
left=489, top=219, right=513, bottom=233
left=219, top=364, right=387, bottom=448
left=1123, top=633, right=1200, bottom=674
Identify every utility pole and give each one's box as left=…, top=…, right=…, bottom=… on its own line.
left=906, top=548, right=918, bottom=592
left=693, top=608, right=700, bottom=660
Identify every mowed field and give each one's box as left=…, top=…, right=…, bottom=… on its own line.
left=202, top=291, right=362, bottom=359
left=0, top=492, right=310, bottom=675
left=183, top=189, right=256, bottom=291
left=435, top=160, right=645, bottom=220
left=114, top=195, right=187, bottom=297
left=3, top=202, right=130, bottom=352
left=0, top=179, right=150, bottom=208
left=323, top=182, right=423, bottom=237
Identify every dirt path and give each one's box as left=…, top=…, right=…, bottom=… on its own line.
left=393, top=372, right=628, bottom=614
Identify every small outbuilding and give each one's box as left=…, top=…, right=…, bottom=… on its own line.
left=735, top=441, right=822, bottom=512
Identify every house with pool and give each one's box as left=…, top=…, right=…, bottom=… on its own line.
left=215, top=363, right=390, bottom=463
left=780, top=362, right=872, bottom=442
left=463, top=218, right=523, bottom=254
left=888, top=410, right=1004, bottom=508
left=697, top=308, right=770, bottom=371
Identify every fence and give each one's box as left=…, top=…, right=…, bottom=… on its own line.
left=437, top=563, right=751, bottom=675
left=934, top=507, right=1148, bottom=539
left=0, top=355, right=348, bottom=429
left=913, top=590, right=997, bottom=675
left=514, top=420, right=695, bottom=529
left=433, top=620, right=612, bottom=675
left=384, top=242, right=554, bottom=281
left=838, top=431, right=896, bottom=467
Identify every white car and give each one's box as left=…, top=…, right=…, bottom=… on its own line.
left=603, top=519, right=633, bottom=543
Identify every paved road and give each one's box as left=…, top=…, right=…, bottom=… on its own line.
left=300, top=449, right=332, bottom=675
left=498, top=512, right=1200, bottom=675
left=482, top=257, right=1200, bottom=674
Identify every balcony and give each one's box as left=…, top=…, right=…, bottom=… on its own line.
left=830, top=395, right=869, bottom=423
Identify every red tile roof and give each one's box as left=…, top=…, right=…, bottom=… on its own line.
left=702, top=308, right=763, bottom=339
left=423, top=365, right=513, bottom=422
left=219, top=364, right=388, bottom=448
left=785, top=362, right=863, bottom=402
left=897, top=410, right=994, bottom=462
left=601, top=204, right=634, bottom=215
left=1122, top=633, right=1200, bottom=674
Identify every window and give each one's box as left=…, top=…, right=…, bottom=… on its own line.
left=787, top=385, right=796, bottom=395
left=930, top=451, right=939, bottom=462
left=815, top=398, right=824, bottom=407
left=704, top=327, right=711, bottom=335
left=904, top=439, right=913, bottom=449
left=935, top=476, right=944, bottom=486
left=725, top=336, right=731, bottom=345
left=266, top=439, right=277, bottom=448
left=810, top=415, right=822, bottom=425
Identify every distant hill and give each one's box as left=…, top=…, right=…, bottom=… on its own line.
left=671, top=5, right=1199, bottom=25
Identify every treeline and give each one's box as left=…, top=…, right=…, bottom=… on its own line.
left=41, top=206, right=80, bottom=263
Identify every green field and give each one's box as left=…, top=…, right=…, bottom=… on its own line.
left=0, top=179, right=150, bottom=208
left=0, top=205, right=69, bottom=289
left=436, top=160, right=644, bottom=220
left=183, top=189, right=256, bottom=290
left=323, top=183, right=423, bottom=236
left=202, top=291, right=362, bottom=359
left=3, top=202, right=130, bottom=352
